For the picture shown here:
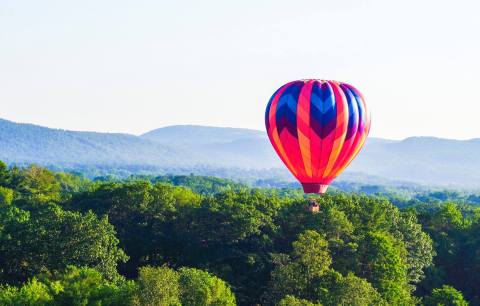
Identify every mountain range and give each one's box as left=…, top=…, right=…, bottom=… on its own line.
left=0, top=118, right=478, bottom=188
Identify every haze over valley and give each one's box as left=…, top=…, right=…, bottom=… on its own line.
left=1, top=118, right=478, bottom=189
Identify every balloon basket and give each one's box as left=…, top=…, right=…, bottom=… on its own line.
left=307, top=199, right=320, bottom=213
left=301, top=183, right=329, bottom=194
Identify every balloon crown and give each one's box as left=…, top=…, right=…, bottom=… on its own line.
left=299, top=79, right=341, bottom=84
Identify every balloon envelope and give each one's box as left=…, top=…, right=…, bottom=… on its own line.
left=265, top=79, right=370, bottom=194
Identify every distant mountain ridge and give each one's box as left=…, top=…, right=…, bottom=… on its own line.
left=142, top=125, right=265, bottom=145
left=0, top=119, right=187, bottom=166
left=141, top=125, right=280, bottom=169
left=0, top=118, right=479, bottom=188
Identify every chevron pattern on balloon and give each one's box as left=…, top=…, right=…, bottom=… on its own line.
left=265, top=79, right=370, bottom=194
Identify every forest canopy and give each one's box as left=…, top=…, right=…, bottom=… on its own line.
left=0, top=162, right=478, bottom=305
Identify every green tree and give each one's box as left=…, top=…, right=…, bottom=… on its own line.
left=0, top=161, right=11, bottom=187
left=277, top=295, right=321, bottom=306
left=42, top=266, right=135, bottom=306
left=267, top=230, right=332, bottom=303
left=268, top=236, right=385, bottom=306
left=0, top=186, right=14, bottom=205
left=69, top=181, right=201, bottom=277
left=173, top=189, right=281, bottom=305
left=355, top=231, right=412, bottom=304
left=326, top=272, right=385, bottom=306
left=0, top=202, right=127, bottom=283
left=433, top=203, right=465, bottom=230
left=391, top=209, right=434, bottom=284
left=10, top=165, right=62, bottom=205
left=423, top=285, right=468, bottom=306
left=54, top=172, right=91, bottom=201
left=179, top=267, right=236, bottom=306
left=0, top=278, right=53, bottom=306
left=291, top=230, right=332, bottom=276
left=0, top=266, right=135, bottom=306
left=134, top=266, right=181, bottom=306
left=417, top=203, right=469, bottom=298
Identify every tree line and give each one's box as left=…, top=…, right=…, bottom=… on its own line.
left=0, top=162, right=478, bottom=305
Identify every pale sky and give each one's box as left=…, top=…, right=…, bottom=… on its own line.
left=1, top=0, right=479, bottom=139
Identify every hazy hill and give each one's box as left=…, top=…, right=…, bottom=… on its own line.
left=0, top=119, right=189, bottom=166
left=142, top=125, right=265, bottom=145
left=0, top=118, right=479, bottom=188
left=356, top=137, right=480, bottom=187
left=141, top=125, right=279, bottom=168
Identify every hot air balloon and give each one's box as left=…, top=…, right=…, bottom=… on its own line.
left=265, top=79, right=370, bottom=194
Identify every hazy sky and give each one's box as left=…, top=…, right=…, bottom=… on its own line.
left=1, top=0, right=479, bottom=139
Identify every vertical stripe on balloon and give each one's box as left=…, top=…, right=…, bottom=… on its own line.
left=322, top=81, right=348, bottom=180
left=296, top=80, right=314, bottom=178
left=328, top=84, right=360, bottom=179
left=315, top=82, right=337, bottom=181
left=276, top=82, right=307, bottom=179
left=309, top=81, right=324, bottom=179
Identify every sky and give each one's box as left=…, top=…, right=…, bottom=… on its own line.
left=1, top=0, right=479, bottom=140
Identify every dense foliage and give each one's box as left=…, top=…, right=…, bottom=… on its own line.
left=0, top=162, right=479, bottom=305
